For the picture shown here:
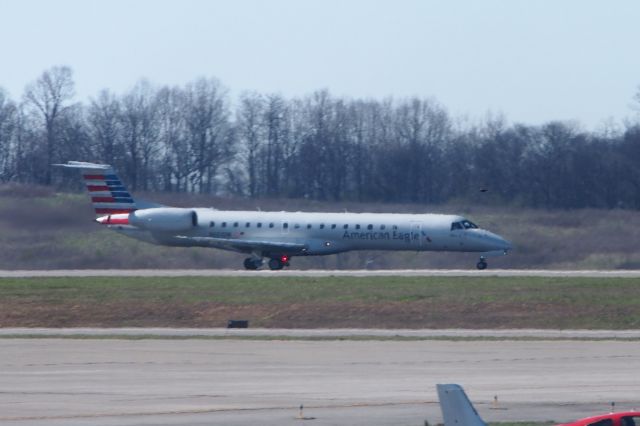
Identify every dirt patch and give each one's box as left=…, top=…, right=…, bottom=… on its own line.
left=1, top=299, right=635, bottom=329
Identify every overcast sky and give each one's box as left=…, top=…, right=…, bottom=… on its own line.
left=1, top=0, right=639, bottom=128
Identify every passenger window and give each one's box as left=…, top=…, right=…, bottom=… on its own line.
left=222, top=222, right=227, bottom=227
left=320, top=224, right=325, bottom=229
left=210, top=221, right=215, bottom=227
left=355, top=224, right=361, bottom=230
left=380, top=224, right=386, bottom=230
left=295, top=224, right=300, bottom=229
left=367, top=224, right=373, bottom=230
left=393, top=225, right=398, bottom=230
left=343, top=224, right=349, bottom=229
left=283, top=223, right=288, bottom=229
left=331, top=224, right=336, bottom=229
left=257, top=223, right=262, bottom=228
left=233, top=222, right=239, bottom=227
left=269, top=223, right=274, bottom=228
left=307, top=224, right=312, bottom=229
left=245, top=222, right=250, bottom=228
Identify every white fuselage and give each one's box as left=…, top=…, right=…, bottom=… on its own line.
left=113, top=209, right=511, bottom=257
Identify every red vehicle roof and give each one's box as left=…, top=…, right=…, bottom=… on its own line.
left=559, top=411, right=640, bottom=426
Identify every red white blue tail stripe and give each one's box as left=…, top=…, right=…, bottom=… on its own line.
left=55, top=161, right=137, bottom=215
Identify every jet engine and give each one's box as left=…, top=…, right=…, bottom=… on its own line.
left=129, top=207, right=197, bottom=232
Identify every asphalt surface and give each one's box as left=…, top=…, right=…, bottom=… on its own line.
left=1, top=269, right=640, bottom=277
left=1, top=338, right=639, bottom=426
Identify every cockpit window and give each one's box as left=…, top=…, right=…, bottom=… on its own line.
left=451, top=220, right=479, bottom=231
left=461, top=220, right=478, bottom=229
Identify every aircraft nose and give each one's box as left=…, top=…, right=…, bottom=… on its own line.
left=485, top=231, right=512, bottom=252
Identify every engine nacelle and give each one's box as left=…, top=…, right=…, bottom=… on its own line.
left=129, top=208, right=197, bottom=232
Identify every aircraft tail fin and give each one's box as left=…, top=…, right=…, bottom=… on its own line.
left=437, top=384, right=487, bottom=426
left=55, top=161, right=137, bottom=216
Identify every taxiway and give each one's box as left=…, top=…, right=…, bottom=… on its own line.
left=1, top=338, right=638, bottom=425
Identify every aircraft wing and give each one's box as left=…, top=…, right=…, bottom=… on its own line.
left=437, top=384, right=487, bottom=426
left=176, top=236, right=308, bottom=254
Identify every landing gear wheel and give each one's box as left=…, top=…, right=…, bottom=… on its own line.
left=476, top=260, right=488, bottom=270
left=243, top=258, right=262, bottom=270
left=268, top=258, right=285, bottom=270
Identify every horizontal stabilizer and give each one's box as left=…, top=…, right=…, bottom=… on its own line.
left=53, top=161, right=111, bottom=170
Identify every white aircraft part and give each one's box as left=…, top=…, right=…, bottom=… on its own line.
left=129, top=208, right=196, bottom=232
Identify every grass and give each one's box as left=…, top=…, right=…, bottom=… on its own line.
left=2, top=276, right=640, bottom=329
left=1, top=275, right=635, bottom=304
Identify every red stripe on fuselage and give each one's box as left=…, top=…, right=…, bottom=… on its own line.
left=95, top=208, right=135, bottom=214
left=87, top=185, right=110, bottom=192
left=91, top=197, right=115, bottom=203
left=83, top=174, right=105, bottom=180
left=96, top=215, right=130, bottom=225
left=106, top=216, right=129, bottom=225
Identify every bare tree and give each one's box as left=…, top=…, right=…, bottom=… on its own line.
left=391, top=97, right=450, bottom=203
left=23, top=66, right=75, bottom=184
left=0, top=89, right=18, bottom=181
left=183, top=78, right=231, bottom=193
left=237, top=92, right=264, bottom=197
left=120, top=80, right=160, bottom=191
left=263, top=94, right=288, bottom=196
left=156, top=86, right=188, bottom=191
left=87, top=89, right=123, bottom=167
left=58, top=104, right=92, bottom=163
left=5, top=64, right=640, bottom=211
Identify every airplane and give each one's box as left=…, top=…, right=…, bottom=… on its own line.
left=437, top=383, right=640, bottom=426
left=56, top=161, right=512, bottom=270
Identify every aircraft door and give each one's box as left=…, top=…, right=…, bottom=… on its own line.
left=449, top=221, right=466, bottom=249
left=411, top=222, right=422, bottom=247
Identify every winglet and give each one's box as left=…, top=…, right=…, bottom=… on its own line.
left=437, top=384, right=487, bottom=426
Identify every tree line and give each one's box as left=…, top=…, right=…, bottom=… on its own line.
left=1, top=65, right=639, bottom=209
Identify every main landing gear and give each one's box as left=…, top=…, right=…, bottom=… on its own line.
left=243, top=258, right=263, bottom=270
left=476, top=256, right=488, bottom=270
left=243, top=255, right=291, bottom=271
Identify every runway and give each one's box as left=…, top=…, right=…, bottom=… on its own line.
left=1, top=269, right=640, bottom=277
left=2, top=338, right=639, bottom=425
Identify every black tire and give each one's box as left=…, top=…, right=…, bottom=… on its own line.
left=268, top=258, right=284, bottom=270
left=476, top=261, right=488, bottom=270
left=244, top=258, right=259, bottom=270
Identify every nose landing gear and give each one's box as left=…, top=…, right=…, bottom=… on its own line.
left=476, top=256, right=488, bottom=270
